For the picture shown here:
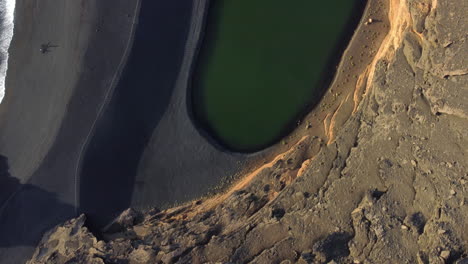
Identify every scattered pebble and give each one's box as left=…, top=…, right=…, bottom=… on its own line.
left=450, top=189, right=456, bottom=195
left=401, top=224, right=408, bottom=230
left=443, top=41, right=453, bottom=48
left=365, top=18, right=374, bottom=25
left=382, top=206, right=387, bottom=212
left=411, top=160, right=417, bottom=167
left=440, top=250, right=450, bottom=259
left=438, top=229, right=446, bottom=234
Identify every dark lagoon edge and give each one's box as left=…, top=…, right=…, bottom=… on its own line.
left=188, top=0, right=369, bottom=153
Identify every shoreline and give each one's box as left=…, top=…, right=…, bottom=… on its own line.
left=0, top=0, right=16, bottom=103
left=183, top=0, right=391, bottom=200
left=188, top=0, right=369, bottom=153
left=278, top=0, right=390, bottom=147
left=127, top=0, right=252, bottom=210
left=142, top=0, right=391, bottom=218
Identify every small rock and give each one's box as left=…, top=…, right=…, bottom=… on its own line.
left=129, top=245, right=156, bottom=263
left=300, top=251, right=314, bottom=263
left=89, top=247, right=105, bottom=258
left=104, top=208, right=139, bottom=233
left=133, top=225, right=150, bottom=238
left=411, top=160, right=417, bottom=167
left=450, top=189, right=456, bottom=195
left=88, top=258, right=106, bottom=264
left=437, top=229, right=446, bottom=234
left=294, top=192, right=305, bottom=200
left=271, top=208, right=286, bottom=219
left=443, top=41, right=453, bottom=48
left=440, top=250, right=450, bottom=259
left=401, top=224, right=408, bottom=230
left=382, top=206, right=387, bottom=212
left=365, top=18, right=374, bottom=25
left=95, top=241, right=106, bottom=251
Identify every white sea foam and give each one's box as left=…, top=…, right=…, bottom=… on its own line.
left=0, top=0, right=16, bottom=103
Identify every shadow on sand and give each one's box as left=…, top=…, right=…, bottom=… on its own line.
left=78, top=0, right=194, bottom=230
left=0, top=155, right=74, bottom=260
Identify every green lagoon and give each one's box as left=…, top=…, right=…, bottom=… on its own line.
left=192, top=0, right=362, bottom=151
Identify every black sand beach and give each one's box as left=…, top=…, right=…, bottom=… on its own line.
left=78, top=0, right=249, bottom=229
left=0, top=0, right=258, bottom=262
left=0, top=0, right=140, bottom=262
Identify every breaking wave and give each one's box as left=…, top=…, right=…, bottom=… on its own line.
left=0, top=0, right=16, bottom=103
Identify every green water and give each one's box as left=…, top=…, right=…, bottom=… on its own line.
left=192, top=0, right=360, bottom=151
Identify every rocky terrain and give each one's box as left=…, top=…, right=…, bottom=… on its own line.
left=26, top=0, right=467, bottom=263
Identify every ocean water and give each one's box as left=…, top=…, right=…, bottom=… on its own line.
left=0, top=0, right=16, bottom=103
